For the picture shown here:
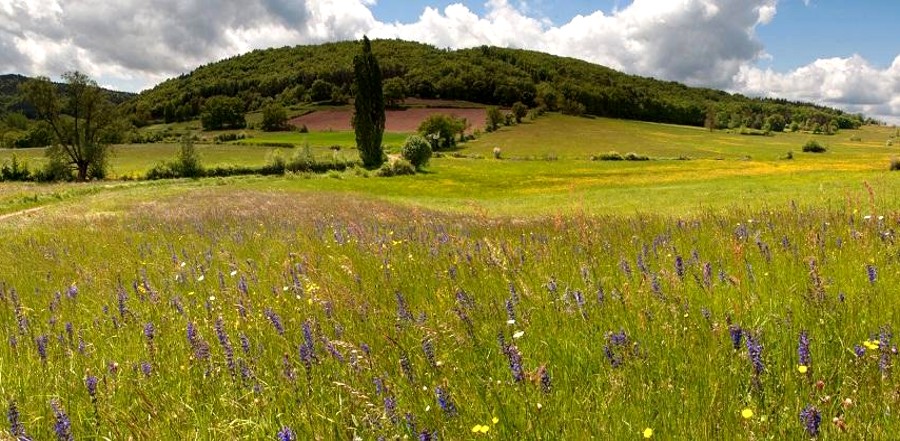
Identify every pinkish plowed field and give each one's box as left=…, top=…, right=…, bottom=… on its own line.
left=290, top=107, right=487, bottom=133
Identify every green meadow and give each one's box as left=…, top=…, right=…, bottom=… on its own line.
left=1, top=114, right=900, bottom=439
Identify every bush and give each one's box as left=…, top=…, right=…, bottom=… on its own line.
left=34, top=156, right=73, bottom=182
left=485, top=107, right=504, bottom=132
left=624, top=152, right=649, bottom=161
left=376, top=159, right=416, bottom=177
left=595, top=151, right=624, bottom=161
left=418, top=114, right=466, bottom=151
left=784, top=150, right=794, bottom=160
left=401, top=135, right=432, bottom=169
left=802, top=140, right=827, bottom=153
left=0, top=154, right=31, bottom=181
left=891, top=157, right=900, bottom=171
left=175, top=138, right=204, bottom=178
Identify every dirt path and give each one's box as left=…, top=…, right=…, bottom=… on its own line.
left=0, top=206, right=46, bottom=222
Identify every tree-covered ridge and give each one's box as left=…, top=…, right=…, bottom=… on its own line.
left=125, top=39, right=867, bottom=130
left=1, top=74, right=135, bottom=116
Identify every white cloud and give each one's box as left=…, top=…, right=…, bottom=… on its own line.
left=0, top=0, right=897, bottom=122
left=736, top=55, right=900, bottom=123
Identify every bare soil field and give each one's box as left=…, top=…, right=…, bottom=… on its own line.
left=289, top=106, right=487, bottom=133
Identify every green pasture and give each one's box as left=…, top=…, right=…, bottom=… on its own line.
left=1, top=114, right=898, bottom=216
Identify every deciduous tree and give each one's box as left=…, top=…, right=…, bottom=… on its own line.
left=21, top=71, right=120, bottom=181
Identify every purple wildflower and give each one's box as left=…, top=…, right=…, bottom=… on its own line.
left=384, top=396, right=398, bottom=423
left=66, top=284, right=78, bottom=300
left=867, top=264, right=877, bottom=284
left=798, top=330, right=811, bottom=368
left=418, top=431, right=436, bottom=441
left=422, top=338, right=437, bottom=369
left=85, top=375, right=98, bottom=401
left=215, top=316, right=235, bottom=375
left=674, top=255, right=685, bottom=279
left=400, top=354, right=414, bottom=382
left=702, top=262, right=712, bottom=287
left=141, top=361, right=152, bottom=377
left=746, top=332, right=764, bottom=384
left=395, top=292, right=413, bottom=322
left=799, top=404, right=821, bottom=436
left=540, top=367, right=551, bottom=393
left=264, top=308, right=285, bottom=335
left=854, top=345, right=866, bottom=358
left=301, top=321, right=315, bottom=355
left=276, top=426, right=296, bottom=441
left=505, top=298, right=516, bottom=322
left=728, top=325, right=744, bottom=350
left=8, top=400, right=31, bottom=440
left=186, top=322, right=198, bottom=346
left=50, top=399, right=72, bottom=441
left=435, top=386, right=457, bottom=416
left=505, top=344, right=524, bottom=382
left=35, top=335, right=49, bottom=362
left=143, top=323, right=155, bottom=344
left=620, top=259, right=633, bottom=278
left=240, top=333, right=251, bottom=355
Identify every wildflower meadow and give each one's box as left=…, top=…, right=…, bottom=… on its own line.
left=1, top=191, right=899, bottom=439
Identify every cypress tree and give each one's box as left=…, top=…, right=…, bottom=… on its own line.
left=353, top=36, right=386, bottom=169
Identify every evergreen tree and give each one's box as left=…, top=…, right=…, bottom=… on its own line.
left=352, top=36, right=386, bottom=169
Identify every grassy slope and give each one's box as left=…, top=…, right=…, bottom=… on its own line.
left=1, top=114, right=898, bottom=216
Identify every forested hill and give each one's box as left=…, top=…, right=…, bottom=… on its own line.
left=125, top=39, right=867, bottom=131
left=1, top=74, right=135, bottom=116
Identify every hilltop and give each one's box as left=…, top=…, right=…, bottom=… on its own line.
left=0, top=74, right=135, bottom=116
left=124, top=39, right=867, bottom=132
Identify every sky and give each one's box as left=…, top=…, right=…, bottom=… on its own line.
left=0, top=0, right=898, bottom=123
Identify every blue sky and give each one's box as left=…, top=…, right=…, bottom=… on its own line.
left=372, top=0, right=899, bottom=72
left=1, top=0, right=897, bottom=121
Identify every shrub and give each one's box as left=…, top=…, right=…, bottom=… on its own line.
left=485, top=107, right=504, bottom=132
left=376, top=159, right=416, bottom=177
left=802, top=140, right=827, bottom=153
left=175, top=137, right=204, bottom=178
left=624, top=152, right=649, bottom=161
left=401, top=135, right=432, bottom=169
left=891, top=157, right=900, bottom=171
left=595, top=151, right=624, bottom=161
left=0, top=154, right=31, bottom=181
left=784, top=150, right=794, bottom=160
left=418, top=114, right=466, bottom=151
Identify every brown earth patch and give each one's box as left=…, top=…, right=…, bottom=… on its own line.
left=289, top=107, right=487, bottom=133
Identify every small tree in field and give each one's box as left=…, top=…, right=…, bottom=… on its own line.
left=417, top=114, right=466, bottom=151
left=511, top=102, right=528, bottom=123
left=261, top=102, right=289, bottom=131
left=353, top=36, right=386, bottom=169
left=401, top=135, right=432, bottom=170
left=21, top=71, right=120, bottom=181
left=201, top=96, right=246, bottom=130
left=485, top=106, right=504, bottom=132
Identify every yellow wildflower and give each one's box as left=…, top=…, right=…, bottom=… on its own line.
left=741, top=408, right=754, bottom=419
left=798, top=365, right=808, bottom=374
left=643, top=428, right=653, bottom=438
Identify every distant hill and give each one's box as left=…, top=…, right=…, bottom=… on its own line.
left=1, top=73, right=135, bottom=117
left=125, top=39, right=866, bottom=131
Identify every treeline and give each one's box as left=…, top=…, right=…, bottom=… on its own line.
left=123, top=40, right=870, bottom=130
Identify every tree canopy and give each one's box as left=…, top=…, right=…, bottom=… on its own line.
left=352, top=36, right=386, bottom=169
left=21, top=71, right=121, bottom=181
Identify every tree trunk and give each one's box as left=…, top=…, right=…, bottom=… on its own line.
left=77, top=162, right=89, bottom=181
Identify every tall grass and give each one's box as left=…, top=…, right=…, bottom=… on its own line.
left=1, top=192, right=899, bottom=438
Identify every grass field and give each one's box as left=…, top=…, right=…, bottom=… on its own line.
left=1, top=114, right=900, bottom=439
